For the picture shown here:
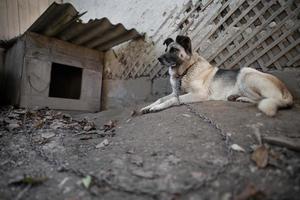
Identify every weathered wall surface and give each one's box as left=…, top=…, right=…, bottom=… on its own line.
left=2, top=0, right=298, bottom=109
left=0, top=0, right=62, bottom=41
left=67, top=0, right=300, bottom=79
left=101, top=77, right=171, bottom=110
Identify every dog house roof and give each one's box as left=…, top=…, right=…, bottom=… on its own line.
left=26, top=2, right=142, bottom=51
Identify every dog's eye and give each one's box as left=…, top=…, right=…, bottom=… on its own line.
left=169, top=48, right=178, bottom=53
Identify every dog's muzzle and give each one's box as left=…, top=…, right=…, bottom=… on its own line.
left=158, top=56, right=164, bottom=64
left=158, top=55, right=177, bottom=67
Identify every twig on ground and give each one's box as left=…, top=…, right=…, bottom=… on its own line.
left=262, top=136, right=300, bottom=152
left=15, top=185, right=31, bottom=200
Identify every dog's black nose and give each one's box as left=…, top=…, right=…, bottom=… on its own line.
left=158, top=57, right=163, bottom=63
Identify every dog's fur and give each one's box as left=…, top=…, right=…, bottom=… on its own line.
left=141, top=35, right=293, bottom=116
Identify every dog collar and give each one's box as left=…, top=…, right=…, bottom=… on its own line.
left=177, top=60, right=197, bottom=89
left=177, top=60, right=197, bottom=78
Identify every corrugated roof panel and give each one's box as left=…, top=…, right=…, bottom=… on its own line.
left=27, top=2, right=142, bottom=51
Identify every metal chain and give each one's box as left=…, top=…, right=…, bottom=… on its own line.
left=186, top=103, right=232, bottom=156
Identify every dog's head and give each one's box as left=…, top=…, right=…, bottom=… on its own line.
left=158, top=35, right=192, bottom=68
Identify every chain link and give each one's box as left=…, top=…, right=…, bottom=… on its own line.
left=181, top=101, right=233, bottom=157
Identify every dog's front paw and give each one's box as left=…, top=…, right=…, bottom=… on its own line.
left=140, top=106, right=151, bottom=114
left=149, top=105, right=163, bottom=112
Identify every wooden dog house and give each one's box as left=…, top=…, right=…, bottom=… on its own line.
left=2, top=3, right=140, bottom=111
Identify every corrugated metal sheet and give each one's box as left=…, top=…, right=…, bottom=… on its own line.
left=27, top=2, right=142, bottom=51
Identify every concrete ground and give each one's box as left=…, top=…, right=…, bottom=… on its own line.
left=0, top=101, right=300, bottom=200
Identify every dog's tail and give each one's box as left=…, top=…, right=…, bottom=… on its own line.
left=258, top=88, right=293, bottom=117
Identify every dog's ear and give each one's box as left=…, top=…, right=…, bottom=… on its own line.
left=176, top=35, right=192, bottom=55
left=163, top=38, right=174, bottom=46
left=163, top=38, right=174, bottom=52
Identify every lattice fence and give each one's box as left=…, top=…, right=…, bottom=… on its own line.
left=107, top=0, right=300, bottom=80
left=151, top=0, right=300, bottom=79
left=201, top=0, right=300, bottom=71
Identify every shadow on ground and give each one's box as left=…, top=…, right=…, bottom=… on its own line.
left=0, top=101, right=299, bottom=200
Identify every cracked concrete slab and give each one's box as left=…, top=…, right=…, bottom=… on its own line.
left=0, top=101, right=299, bottom=200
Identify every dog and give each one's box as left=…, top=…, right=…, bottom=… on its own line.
left=140, top=35, right=293, bottom=116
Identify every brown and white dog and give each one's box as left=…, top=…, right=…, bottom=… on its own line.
left=141, top=35, right=293, bottom=116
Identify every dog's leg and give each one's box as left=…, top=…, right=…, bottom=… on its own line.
left=236, top=96, right=258, bottom=103
left=149, top=93, right=206, bottom=112
left=140, top=93, right=175, bottom=113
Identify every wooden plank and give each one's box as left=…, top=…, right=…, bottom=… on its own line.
left=287, top=53, right=300, bottom=66
left=0, top=0, right=8, bottom=40
left=278, top=40, right=293, bottom=62
left=38, top=0, right=50, bottom=15
left=18, top=0, right=31, bottom=33
left=28, top=0, right=40, bottom=28
left=7, top=0, right=20, bottom=38
left=24, top=32, right=103, bottom=71
left=3, top=39, right=25, bottom=105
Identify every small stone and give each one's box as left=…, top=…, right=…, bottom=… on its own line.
left=112, top=158, right=125, bottom=168
left=83, top=125, right=93, bottom=131
left=230, top=144, right=246, bottom=152
left=8, top=113, right=20, bottom=119
left=131, top=169, right=155, bottom=179
left=45, top=116, right=53, bottom=120
left=126, top=148, right=135, bottom=154
left=96, top=139, right=109, bottom=149
left=167, top=155, right=181, bottom=165
left=131, top=155, right=143, bottom=167
left=7, top=123, right=20, bottom=131
left=182, top=113, right=191, bottom=118
left=151, top=151, right=158, bottom=157
left=191, top=171, right=205, bottom=182
left=62, top=113, right=72, bottom=119
left=221, top=192, right=232, bottom=200
left=256, top=113, right=262, bottom=117
left=41, top=132, right=55, bottom=139
left=13, top=109, right=26, bottom=114
left=50, top=121, right=65, bottom=130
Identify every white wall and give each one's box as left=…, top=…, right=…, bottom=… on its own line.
left=0, top=0, right=62, bottom=40
left=64, top=0, right=188, bottom=39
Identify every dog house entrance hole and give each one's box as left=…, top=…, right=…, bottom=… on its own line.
left=49, top=63, right=82, bottom=99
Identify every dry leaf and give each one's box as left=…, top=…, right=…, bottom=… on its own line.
left=96, top=139, right=109, bottom=149
left=251, top=145, right=268, bottom=168
left=234, top=184, right=266, bottom=200
left=81, top=175, right=92, bottom=189
left=34, top=120, right=44, bottom=129
left=103, top=120, right=117, bottom=131
left=9, top=175, right=48, bottom=186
